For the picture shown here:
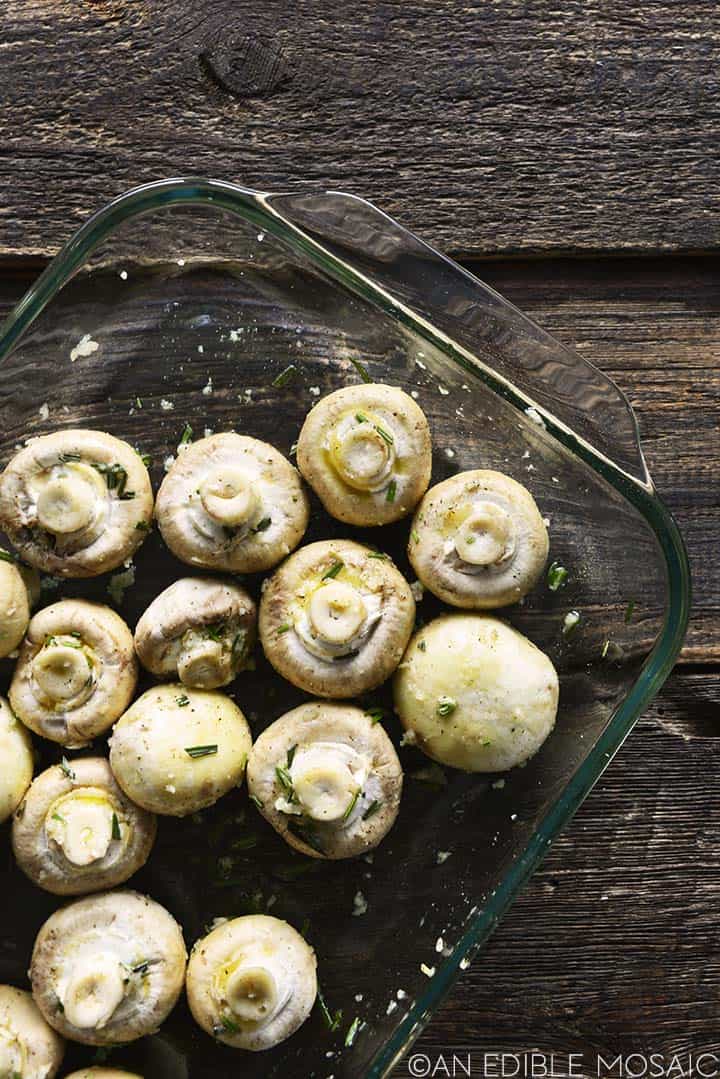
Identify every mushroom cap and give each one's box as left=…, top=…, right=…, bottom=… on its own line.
left=0, top=429, right=154, bottom=577
left=0, top=696, right=33, bottom=824
left=0, top=984, right=65, bottom=1079
left=109, top=684, right=252, bottom=816
left=393, top=613, right=559, bottom=772
left=12, top=757, right=157, bottom=896
left=259, top=539, right=415, bottom=697
left=9, top=599, right=137, bottom=747
left=64, top=1070, right=143, bottom=1078
left=30, top=890, right=187, bottom=1046
left=155, top=433, right=309, bottom=573
left=0, top=551, right=39, bottom=659
left=186, top=915, right=316, bottom=1051
left=409, top=470, right=549, bottom=609
left=247, top=701, right=403, bottom=860
left=134, top=576, right=257, bottom=690
left=297, top=383, right=432, bottom=526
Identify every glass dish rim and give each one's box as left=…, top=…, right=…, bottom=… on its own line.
left=0, top=177, right=691, bottom=1077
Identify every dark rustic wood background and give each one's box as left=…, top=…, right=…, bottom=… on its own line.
left=1, top=1, right=719, bottom=1073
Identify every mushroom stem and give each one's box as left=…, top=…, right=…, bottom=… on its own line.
left=33, top=642, right=91, bottom=701
left=45, top=790, right=116, bottom=867
left=225, top=965, right=279, bottom=1023
left=454, top=501, right=516, bottom=566
left=291, top=743, right=363, bottom=822
left=308, top=582, right=367, bottom=645
left=178, top=634, right=231, bottom=689
left=330, top=416, right=395, bottom=491
left=36, top=473, right=98, bottom=535
left=63, top=953, right=125, bottom=1030
left=200, top=468, right=259, bottom=527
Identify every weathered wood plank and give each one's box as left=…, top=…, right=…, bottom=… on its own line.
left=0, top=1, right=719, bottom=258
left=397, top=668, right=720, bottom=1070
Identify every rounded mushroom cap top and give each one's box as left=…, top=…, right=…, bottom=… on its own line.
left=134, top=576, right=257, bottom=690
left=0, top=551, right=39, bottom=659
left=247, top=701, right=403, bottom=860
left=297, top=383, right=432, bottom=526
left=186, top=915, right=316, bottom=1051
left=0, top=984, right=65, bottom=1079
left=12, top=757, right=157, bottom=897
left=259, top=539, right=415, bottom=698
left=409, top=470, right=549, bottom=609
left=64, top=1070, right=144, bottom=1079
left=9, top=599, right=137, bottom=748
left=30, top=890, right=187, bottom=1047
left=109, top=684, right=252, bottom=817
left=0, top=696, right=33, bottom=825
left=393, top=613, right=559, bottom=773
left=155, top=433, right=309, bottom=573
left=0, top=429, right=154, bottom=577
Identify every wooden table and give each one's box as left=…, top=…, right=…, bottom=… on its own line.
left=2, top=3, right=719, bottom=1072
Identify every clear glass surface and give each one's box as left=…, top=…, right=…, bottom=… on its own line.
left=0, top=179, right=690, bottom=1078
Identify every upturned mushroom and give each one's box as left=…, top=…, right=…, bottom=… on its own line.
left=109, top=684, right=252, bottom=816
left=155, top=433, right=308, bottom=573
left=296, top=383, right=432, bottom=526
left=186, top=915, right=316, bottom=1051
left=65, top=1070, right=143, bottom=1079
left=408, top=470, right=549, bottom=608
left=0, top=696, right=33, bottom=824
left=394, top=613, right=559, bottom=772
left=30, top=890, right=186, bottom=1046
left=0, top=549, right=39, bottom=659
left=134, top=577, right=256, bottom=690
left=259, top=539, right=415, bottom=697
left=247, top=701, right=403, bottom=859
left=0, top=985, right=65, bottom=1079
left=10, top=599, right=137, bottom=747
left=13, top=757, right=157, bottom=896
left=0, top=429, right=154, bottom=577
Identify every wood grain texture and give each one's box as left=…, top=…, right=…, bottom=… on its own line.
left=1, top=1, right=719, bottom=258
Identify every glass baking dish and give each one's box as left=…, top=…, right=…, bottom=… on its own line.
left=0, top=179, right=690, bottom=1078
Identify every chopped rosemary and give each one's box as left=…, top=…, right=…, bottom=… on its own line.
left=179, top=423, right=193, bottom=445
left=411, top=529, right=420, bottom=544
left=251, top=516, right=272, bottom=533
left=275, top=765, right=295, bottom=799
left=367, top=550, right=389, bottom=560
left=286, top=743, right=298, bottom=769
left=111, top=812, right=121, bottom=840
left=317, top=986, right=343, bottom=1031
left=322, top=560, right=344, bottom=580
left=276, top=623, right=292, bottom=635
left=249, top=793, right=264, bottom=810
left=342, top=789, right=360, bottom=821
left=625, top=599, right=636, bottom=623
left=417, top=639, right=427, bottom=652
left=205, top=623, right=224, bottom=642
left=355, top=411, right=369, bottom=423
left=58, top=451, right=82, bottom=463
left=185, top=745, right=218, bottom=759
left=272, top=364, right=298, bottom=388
left=374, top=423, right=393, bottom=446
left=140, top=452, right=152, bottom=468
left=345, top=1016, right=362, bottom=1047
left=135, top=520, right=150, bottom=531
left=436, top=696, right=457, bottom=717
left=118, top=490, right=136, bottom=500
left=92, top=461, right=128, bottom=496
left=288, top=817, right=325, bottom=855
left=547, top=561, right=568, bottom=591
left=601, top=639, right=611, bottom=659
left=362, top=799, right=382, bottom=821
left=365, top=708, right=384, bottom=724
left=219, top=1013, right=240, bottom=1035
left=51, top=812, right=65, bottom=823
left=349, top=357, right=372, bottom=383
left=0, top=549, right=19, bottom=564
left=59, top=757, right=75, bottom=780
left=385, top=479, right=397, bottom=503
left=176, top=694, right=190, bottom=707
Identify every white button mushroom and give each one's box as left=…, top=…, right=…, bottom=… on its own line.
left=29, top=890, right=187, bottom=1046
left=0, top=696, right=33, bottom=824
left=0, top=549, right=39, bottom=659
left=155, top=433, right=309, bottom=573
left=393, top=613, right=559, bottom=772
left=0, top=430, right=154, bottom=577
left=259, top=539, right=415, bottom=697
left=9, top=600, right=137, bottom=747
left=0, top=984, right=65, bottom=1079
left=186, top=915, right=316, bottom=1051
left=409, top=470, right=549, bottom=608
left=247, top=701, right=403, bottom=859
left=108, top=684, right=252, bottom=816
left=64, top=1070, right=143, bottom=1079
left=12, top=757, right=157, bottom=896
left=296, top=384, right=432, bottom=526
left=134, top=577, right=256, bottom=690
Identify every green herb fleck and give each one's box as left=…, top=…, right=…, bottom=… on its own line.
left=411, top=529, right=420, bottom=544
left=60, top=757, right=75, bottom=780
left=624, top=599, right=636, bottom=623
left=601, top=639, right=611, bottom=659
left=179, top=423, right=193, bottom=445
left=176, top=694, right=190, bottom=707
left=322, top=560, right=343, bottom=580
left=317, top=986, right=343, bottom=1031
left=51, top=812, right=65, bottom=823
left=112, top=812, right=121, bottom=840
left=436, top=696, right=457, bottom=717
left=374, top=423, right=393, bottom=446
left=342, top=789, right=360, bottom=821
left=547, top=561, right=568, bottom=591
left=251, top=516, right=272, bottom=533
left=185, top=744, right=218, bottom=759
left=92, top=461, right=128, bottom=496
left=276, top=623, right=292, bottom=635
left=365, top=708, right=384, bottom=724
left=58, top=451, right=82, bottom=463
left=367, top=551, right=389, bottom=560
left=349, top=357, right=372, bottom=383
left=345, top=1016, right=362, bottom=1047
left=362, top=799, right=382, bottom=821
left=386, top=479, right=397, bottom=503
left=136, top=397, right=143, bottom=409
left=417, top=639, right=426, bottom=652
left=0, top=550, right=19, bottom=564
left=249, top=793, right=264, bottom=810
left=275, top=765, right=295, bottom=799
left=205, top=623, right=224, bottom=642
left=272, top=364, right=298, bottom=388
left=287, top=743, right=298, bottom=769
left=288, top=817, right=325, bottom=855
left=140, top=452, right=152, bottom=468
left=219, top=1013, right=240, bottom=1035
left=135, top=519, right=150, bottom=531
